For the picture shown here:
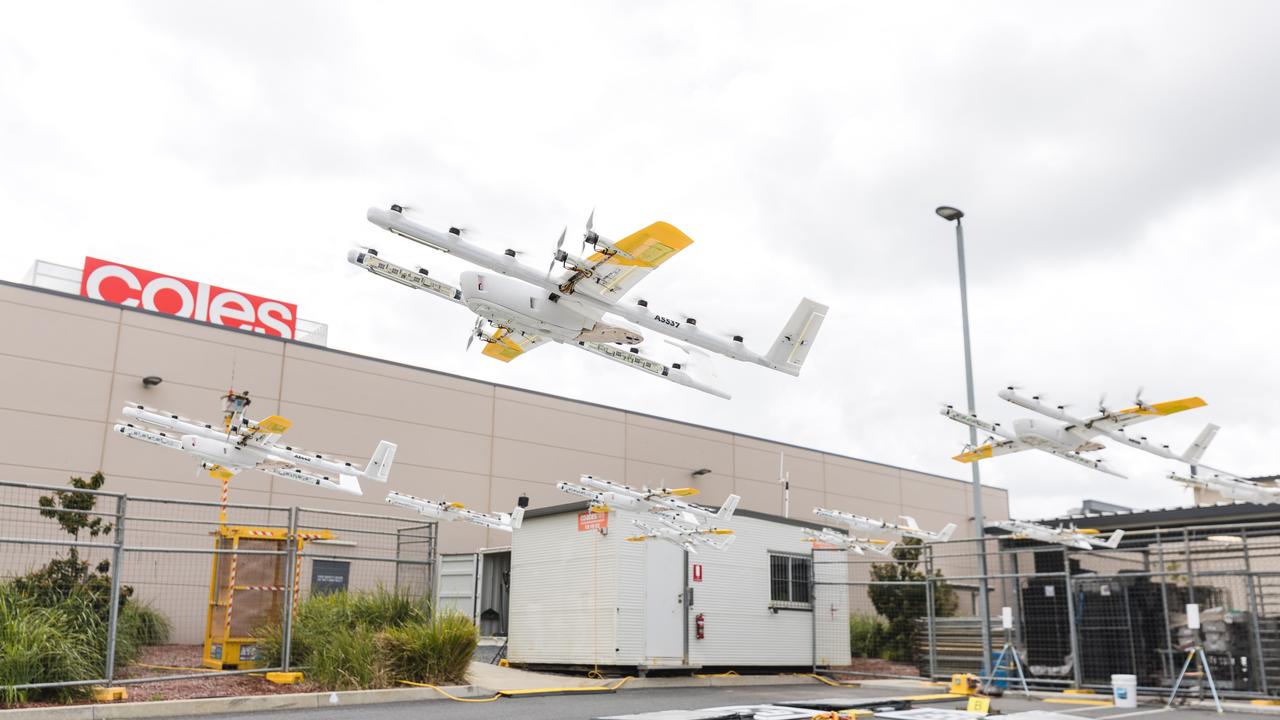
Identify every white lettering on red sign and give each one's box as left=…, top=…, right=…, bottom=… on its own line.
left=80, top=257, right=298, bottom=339
left=692, top=563, right=703, bottom=582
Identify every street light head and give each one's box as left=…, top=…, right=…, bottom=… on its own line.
left=935, top=206, right=964, bottom=221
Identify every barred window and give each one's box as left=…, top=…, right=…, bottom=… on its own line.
left=769, top=553, right=812, bottom=609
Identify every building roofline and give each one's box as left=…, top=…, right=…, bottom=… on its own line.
left=1, top=277, right=994, bottom=491
left=1031, top=501, right=1280, bottom=531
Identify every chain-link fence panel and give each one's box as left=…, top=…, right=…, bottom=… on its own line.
left=0, top=480, right=438, bottom=700
left=813, top=519, right=1280, bottom=700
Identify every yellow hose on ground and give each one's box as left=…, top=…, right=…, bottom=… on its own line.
left=396, top=680, right=502, bottom=702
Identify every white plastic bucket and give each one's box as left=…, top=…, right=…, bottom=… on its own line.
left=1112, top=674, right=1138, bottom=708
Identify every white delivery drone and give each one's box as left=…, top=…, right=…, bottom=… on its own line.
left=992, top=519, right=1125, bottom=550
left=803, top=526, right=897, bottom=556
left=1168, top=467, right=1280, bottom=505
left=942, top=387, right=1209, bottom=478
left=556, top=474, right=740, bottom=528
left=114, top=391, right=396, bottom=496
left=348, top=204, right=828, bottom=399
left=625, top=517, right=735, bottom=555
left=813, top=507, right=956, bottom=543
left=385, top=491, right=527, bottom=532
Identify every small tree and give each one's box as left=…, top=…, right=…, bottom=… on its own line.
left=867, top=538, right=957, bottom=661
left=16, top=472, right=129, bottom=619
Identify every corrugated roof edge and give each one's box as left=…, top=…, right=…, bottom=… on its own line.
left=1031, top=500, right=1280, bottom=530
left=0, top=278, right=996, bottom=492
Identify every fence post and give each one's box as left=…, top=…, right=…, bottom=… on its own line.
left=104, top=494, right=127, bottom=685
left=1156, top=528, right=1175, bottom=683
left=810, top=547, right=817, bottom=675
left=1062, top=549, right=1083, bottom=688
left=282, top=506, right=298, bottom=673
left=925, top=575, right=938, bottom=679
left=1241, top=528, right=1268, bottom=695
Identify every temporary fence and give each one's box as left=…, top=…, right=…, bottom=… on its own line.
left=812, top=519, right=1280, bottom=699
left=0, top=479, right=436, bottom=695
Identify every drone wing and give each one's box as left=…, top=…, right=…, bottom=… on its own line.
left=567, top=222, right=693, bottom=303
left=480, top=328, right=551, bottom=363
left=1084, top=396, right=1206, bottom=432
left=953, top=439, right=1030, bottom=463
left=206, top=463, right=241, bottom=481
left=246, top=415, right=292, bottom=444
left=1042, top=447, right=1126, bottom=477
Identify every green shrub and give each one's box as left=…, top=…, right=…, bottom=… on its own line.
left=258, top=589, right=473, bottom=690
left=868, top=538, right=959, bottom=662
left=379, top=610, right=478, bottom=685
left=119, top=600, right=171, bottom=647
left=309, top=625, right=386, bottom=690
left=0, top=586, right=102, bottom=705
left=849, top=613, right=890, bottom=659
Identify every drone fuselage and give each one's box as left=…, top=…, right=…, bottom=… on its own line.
left=459, top=271, right=644, bottom=346
left=1011, top=418, right=1096, bottom=453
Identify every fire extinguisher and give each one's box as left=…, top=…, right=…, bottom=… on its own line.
left=695, top=613, right=705, bottom=640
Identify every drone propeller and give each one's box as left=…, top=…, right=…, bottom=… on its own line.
left=582, top=207, right=597, bottom=256
left=546, top=226, right=567, bottom=279
left=1097, top=393, right=1109, bottom=415
left=1134, top=386, right=1148, bottom=409
left=465, top=316, right=484, bottom=351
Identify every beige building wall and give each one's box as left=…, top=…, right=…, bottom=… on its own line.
left=0, top=279, right=1009, bottom=558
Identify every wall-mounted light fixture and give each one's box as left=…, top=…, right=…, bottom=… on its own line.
left=691, top=468, right=712, bottom=478
left=142, top=376, right=163, bottom=388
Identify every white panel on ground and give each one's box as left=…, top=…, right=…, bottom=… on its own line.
left=643, top=539, right=685, bottom=663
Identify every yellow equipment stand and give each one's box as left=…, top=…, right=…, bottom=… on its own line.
left=203, top=525, right=334, bottom=670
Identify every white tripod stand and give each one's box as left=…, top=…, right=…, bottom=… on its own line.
left=1166, top=604, right=1223, bottom=714
left=983, top=606, right=1030, bottom=698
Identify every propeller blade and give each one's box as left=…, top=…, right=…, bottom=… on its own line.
left=466, top=316, right=484, bottom=351
left=547, top=227, right=568, bottom=279
left=586, top=208, right=595, bottom=232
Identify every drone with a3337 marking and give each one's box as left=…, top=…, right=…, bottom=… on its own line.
left=348, top=204, right=828, bottom=399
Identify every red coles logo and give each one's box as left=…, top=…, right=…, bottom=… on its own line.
left=80, top=257, right=298, bottom=339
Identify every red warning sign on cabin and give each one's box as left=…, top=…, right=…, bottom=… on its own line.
left=577, top=511, right=608, bottom=532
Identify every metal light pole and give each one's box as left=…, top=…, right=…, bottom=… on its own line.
left=935, top=205, right=993, bottom=677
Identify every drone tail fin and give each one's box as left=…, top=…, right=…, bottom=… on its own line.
left=764, top=298, right=828, bottom=376
left=1104, top=529, right=1125, bottom=549
left=509, top=505, right=525, bottom=530
left=361, top=441, right=397, bottom=483
left=899, top=515, right=920, bottom=530
left=1183, top=424, right=1219, bottom=466
left=716, top=494, right=741, bottom=522
left=936, top=523, right=958, bottom=542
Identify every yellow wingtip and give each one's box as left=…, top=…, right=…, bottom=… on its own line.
left=952, top=445, right=993, bottom=463
left=1117, top=396, right=1207, bottom=416
left=625, top=536, right=647, bottom=543
left=665, top=487, right=699, bottom=497
left=255, top=415, right=292, bottom=434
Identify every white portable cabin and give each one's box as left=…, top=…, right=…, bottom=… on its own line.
left=508, top=502, right=850, bottom=672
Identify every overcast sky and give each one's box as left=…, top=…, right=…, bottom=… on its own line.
left=4, top=1, right=1279, bottom=519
